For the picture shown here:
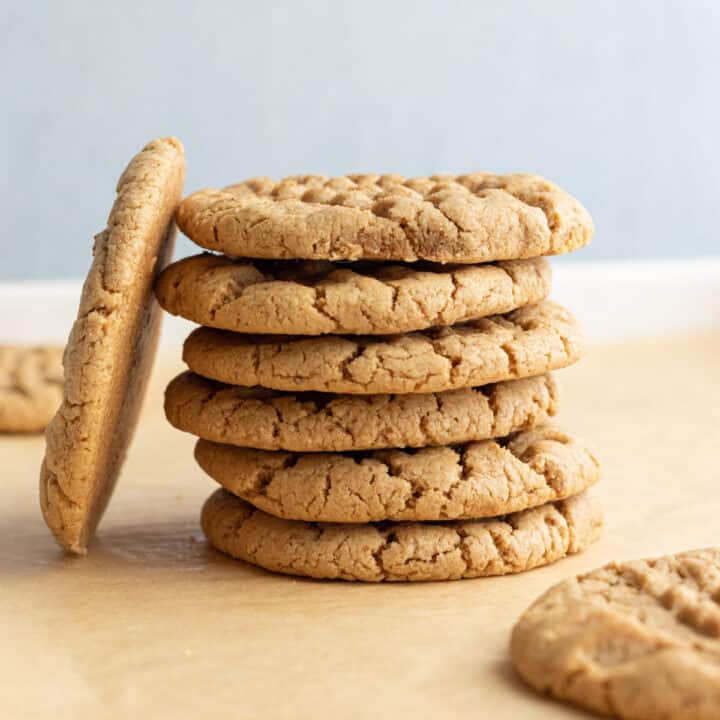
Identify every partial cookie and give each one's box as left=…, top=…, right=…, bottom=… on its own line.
left=177, top=173, right=593, bottom=263
left=39, top=137, right=185, bottom=554
left=0, top=346, right=64, bottom=433
left=183, top=301, right=583, bottom=395
left=165, top=371, right=558, bottom=452
left=511, top=548, right=720, bottom=720
left=195, top=424, right=600, bottom=522
left=155, top=253, right=551, bottom=335
left=201, top=488, right=602, bottom=582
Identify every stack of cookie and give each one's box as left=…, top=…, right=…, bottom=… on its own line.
left=156, top=173, right=602, bottom=582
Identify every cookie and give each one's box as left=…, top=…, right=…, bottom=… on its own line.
left=195, top=424, right=600, bottom=522
left=201, top=488, right=602, bottom=582
left=176, top=173, right=593, bottom=263
left=165, top=371, right=558, bottom=452
left=183, top=301, right=583, bottom=395
left=39, top=137, right=185, bottom=554
left=511, top=548, right=720, bottom=720
left=155, top=253, right=551, bottom=335
left=0, top=346, right=64, bottom=432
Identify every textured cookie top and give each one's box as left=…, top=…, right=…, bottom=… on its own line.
left=176, top=173, right=593, bottom=263
left=165, top=371, right=558, bottom=452
left=0, top=346, right=64, bottom=433
left=511, top=548, right=720, bottom=720
left=155, top=253, right=551, bottom=335
left=196, top=424, right=601, bottom=522
left=183, top=300, right=584, bottom=394
left=201, top=488, right=602, bottom=582
left=40, top=137, right=185, bottom=554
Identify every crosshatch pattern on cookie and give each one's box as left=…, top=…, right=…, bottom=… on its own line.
left=512, top=548, right=720, bottom=720
left=177, top=172, right=593, bottom=263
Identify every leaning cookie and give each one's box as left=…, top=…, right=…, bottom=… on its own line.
left=177, top=172, right=593, bottom=263
left=39, top=137, right=185, bottom=554
left=201, top=488, right=602, bottom=582
left=164, top=372, right=559, bottom=452
left=183, top=301, right=583, bottom=395
left=0, top=346, right=64, bottom=433
left=155, top=253, right=551, bottom=335
left=511, top=548, right=720, bottom=720
left=195, top=424, right=600, bottom=522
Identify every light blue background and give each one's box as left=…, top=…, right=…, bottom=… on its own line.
left=2, top=1, right=719, bottom=280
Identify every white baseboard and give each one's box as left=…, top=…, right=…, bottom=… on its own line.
left=1, top=258, right=719, bottom=346
left=551, top=258, right=720, bottom=342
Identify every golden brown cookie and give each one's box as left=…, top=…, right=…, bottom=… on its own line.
left=511, top=548, right=720, bottom=720
left=176, top=173, right=593, bottom=263
left=183, top=301, right=583, bottom=395
left=164, top=371, right=559, bottom=452
left=195, top=424, right=600, bottom=522
left=201, top=488, right=602, bottom=582
left=39, top=137, right=185, bottom=554
left=155, top=253, right=551, bottom=335
left=0, top=346, right=64, bottom=432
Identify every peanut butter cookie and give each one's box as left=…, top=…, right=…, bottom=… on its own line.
left=39, top=137, right=185, bottom=554
left=195, top=424, right=600, bottom=522
left=511, top=548, right=720, bottom=720
left=201, top=488, right=602, bottom=582
left=183, top=301, right=583, bottom=394
left=155, top=253, right=551, bottom=335
left=164, top=371, right=559, bottom=452
left=0, top=346, right=63, bottom=432
left=177, top=173, right=593, bottom=263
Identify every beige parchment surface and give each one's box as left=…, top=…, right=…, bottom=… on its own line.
left=2, top=334, right=719, bottom=720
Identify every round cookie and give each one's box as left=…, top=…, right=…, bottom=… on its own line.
left=176, top=173, right=593, bottom=263
left=201, top=488, right=602, bottom=582
left=39, top=137, right=185, bottom=554
left=183, top=300, right=584, bottom=395
left=511, top=548, right=720, bottom=720
left=165, top=371, right=559, bottom=452
left=0, top=346, right=64, bottom=433
left=155, top=253, right=551, bottom=335
left=195, top=424, right=601, bottom=522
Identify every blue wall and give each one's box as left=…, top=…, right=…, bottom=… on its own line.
left=2, top=1, right=719, bottom=279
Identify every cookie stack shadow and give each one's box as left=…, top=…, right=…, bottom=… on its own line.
left=156, top=173, right=602, bottom=582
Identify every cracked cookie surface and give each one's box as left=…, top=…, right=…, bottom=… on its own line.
left=0, top=346, right=64, bottom=432
left=155, top=253, right=551, bottom=335
left=39, top=137, right=185, bottom=554
left=511, top=548, right=720, bottom=720
left=165, top=372, right=559, bottom=452
left=195, top=424, right=600, bottom=522
left=201, top=488, right=602, bottom=582
left=177, top=173, right=593, bottom=263
left=183, top=300, right=583, bottom=394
